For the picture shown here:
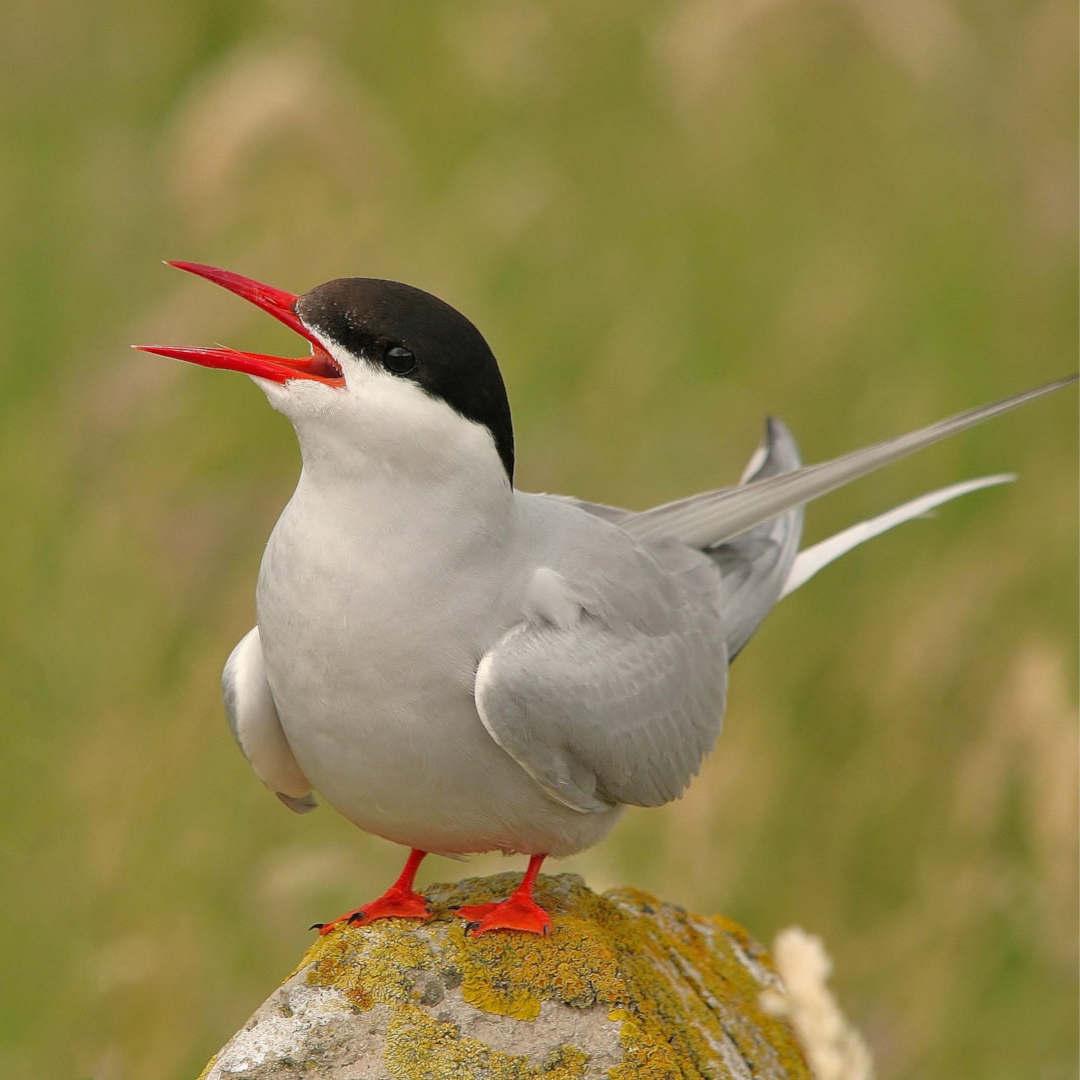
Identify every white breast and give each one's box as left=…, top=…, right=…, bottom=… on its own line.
left=253, top=468, right=621, bottom=857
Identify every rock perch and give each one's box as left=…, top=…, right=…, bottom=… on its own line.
left=199, top=873, right=811, bottom=1079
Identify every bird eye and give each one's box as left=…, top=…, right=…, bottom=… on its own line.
left=383, top=345, right=417, bottom=375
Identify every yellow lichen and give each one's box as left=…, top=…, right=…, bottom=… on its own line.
left=452, top=886, right=627, bottom=1021
left=304, top=915, right=436, bottom=1010
left=295, top=872, right=809, bottom=1079
left=383, top=1006, right=591, bottom=1079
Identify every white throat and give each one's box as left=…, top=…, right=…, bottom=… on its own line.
left=257, top=366, right=518, bottom=647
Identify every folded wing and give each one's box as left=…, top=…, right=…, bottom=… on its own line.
left=222, top=627, right=317, bottom=813
left=475, top=510, right=728, bottom=813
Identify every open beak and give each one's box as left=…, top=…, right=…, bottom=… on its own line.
left=134, top=262, right=345, bottom=386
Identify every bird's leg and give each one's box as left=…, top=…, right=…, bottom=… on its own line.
left=313, top=848, right=431, bottom=934
left=456, top=853, right=552, bottom=936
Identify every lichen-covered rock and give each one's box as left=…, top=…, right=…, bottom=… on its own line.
left=200, top=873, right=810, bottom=1080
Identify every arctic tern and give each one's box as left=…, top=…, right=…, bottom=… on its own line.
left=137, top=261, right=1074, bottom=936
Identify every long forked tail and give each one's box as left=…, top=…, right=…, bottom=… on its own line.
left=621, top=375, right=1074, bottom=656
left=779, top=472, right=1014, bottom=598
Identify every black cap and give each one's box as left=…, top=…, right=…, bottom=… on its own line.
left=297, top=279, right=515, bottom=482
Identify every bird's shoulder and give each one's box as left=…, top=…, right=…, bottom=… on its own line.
left=511, top=491, right=723, bottom=630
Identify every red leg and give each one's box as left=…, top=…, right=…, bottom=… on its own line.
left=313, top=848, right=431, bottom=934
left=456, top=854, right=552, bottom=936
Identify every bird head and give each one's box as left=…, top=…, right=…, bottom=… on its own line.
left=136, top=262, right=515, bottom=485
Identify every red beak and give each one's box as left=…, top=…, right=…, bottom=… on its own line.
left=134, top=262, right=345, bottom=386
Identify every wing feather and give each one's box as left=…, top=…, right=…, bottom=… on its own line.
left=705, top=417, right=803, bottom=658
left=623, top=377, right=1074, bottom=548
left=222, top=627, right=316, bottom=813
left=475, top=509, right=727, bottom=811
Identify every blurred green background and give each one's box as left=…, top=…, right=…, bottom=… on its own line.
left=1, top=2, right=1075, bottom=1077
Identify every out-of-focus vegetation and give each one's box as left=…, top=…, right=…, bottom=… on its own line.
left=0, top=2, right=1075, bottom=1078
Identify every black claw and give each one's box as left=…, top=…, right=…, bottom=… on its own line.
left=346, top=912, right=367, bottom=925
left=309, top=922, right=326, bottom=932
left=464, top=921, right=481, bottom=933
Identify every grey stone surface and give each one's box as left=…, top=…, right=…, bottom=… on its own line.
left=199, top=873, right=810, bottom=1080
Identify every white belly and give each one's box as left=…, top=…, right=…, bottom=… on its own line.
left=254, top=493, right=620, bottom=857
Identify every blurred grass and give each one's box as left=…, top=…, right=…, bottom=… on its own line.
left=0, top=2, right=1075, bottom=1077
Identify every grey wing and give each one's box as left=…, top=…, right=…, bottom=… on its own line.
left=623, top=377, right=1074, bottom=548
left=222, top=627, right=317, bottom=814
left=705, top=417, right=803, bottom=658
left=474, top=523, right=728, bottom=813
left=555, top=423, right=803, bottom=659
